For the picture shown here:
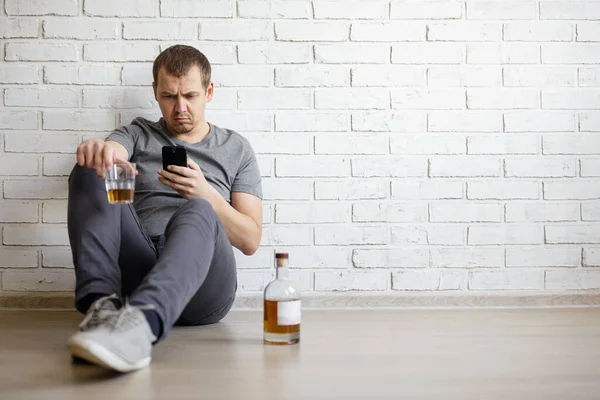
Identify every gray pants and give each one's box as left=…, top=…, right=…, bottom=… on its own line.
left=67, top=165, right=237, bottom=341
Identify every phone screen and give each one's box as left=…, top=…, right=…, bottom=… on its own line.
left=162, top=146, right=188, bottom=171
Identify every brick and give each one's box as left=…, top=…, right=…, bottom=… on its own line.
left=504, top=112, right=575, bottom=132
left=578, top=24, right=600, bottom=42
left=431, top=248, right=504, bottom=268
left=468, top=181, right=539, bottom=200
left=277, top=67, right=346, bottom=87
left=315, top=135, right=388, bottom=155
left=428, top=67, right=501, bottom=88
left=0, top=155, right=39, bottom=176
left=4, top=179, right=68, bottom=199
left=352, top=66, right=426, bottom=87
left=0, top=248, right=38, bottom=268
left=262, top=179, right=312, bottom=200
left=238, top=89, right=311, bottom=110
left=2, top=271, right=74, bottom=291
left=315, top=180, right=388, bottom=200
left=467, top=43, right=539, bottom=64
left=315, top=226, right=387, bottom=245
left=246, top=134, right=310, bottom=154
left=257, top=157, right=273, bottom=177
left=201, top=21, right=271, bottom=41
left=286, top=247, right=350, bottom=268
left=391, top=180, right=463, bottom=200
left=239, top=43, right=310, bottom=64
left=6, top=0, right=76, bottom=15
left=504, top=22, right=573, bottom=42
left=351, top=22, right=424, bottom=42
left=393, top=43, right=463, bottom=64
left=0, top=202, right=38, bottom=223
left=276, top=21, right=347, bottom=41
left=468, top=225, right=543, bottom=245
left=391, top=89, right=465, bottom=110
left=214, top=66, right=272, bottom=87
left=353, top=249, right=428, bottom=268
left=466, top=1, right=537, bottom=20
left=120, top=64, right=152, bottom=86
left=544, top=181, right=600, bottom=200
left=45, top=65, right=121, bottom=85
left=580, top=112, right=600, bottom=131
left=44, top=20, right=118, bottom=40
left=43, top=156, right=75, bottom=177
left=0, top=111, right=37, bottom=130
left=543, top=89, right=600, bottom=110
left=467, top=135, right=539, bottom=155
left=352, top=203, right=426, bottom=223
left=314, top=1, right=387, bottom=19
left=507, top=203, right=579, bottom=222
left=263, top=205, right=273, bottom=224
left=84, top=0, right=156, bottom=17
left=42, top=201, right=68, bottom=223
left=430, top=157, right=500, bottom=177
left=42, top=247, right=73, bottom=268
left=207, top=88, right=237, bottom=110
left=546, top=224, right=600, bottom=244
left=583, top=247, right=600, bottom=267
left=160, top=0, right=233, bottom=17
left=5, top=134, right=79, bottom=153
left=503, top=67, right=576, bottom=87
left=507, top=247, right=579, bottom=268
left=276, top=204, right=350, bottom=224
left=84, top=43, right=157, bottom=62
left=43, top=111, right=115, bottom=131
left=316, top=89, right=389, bottom=110
left=579, top=68, right=600, bottom=86
left=352, top=112, right=426, bottom=132
left=123, top=21, right=197, bottom=40
left=390, top=225, right=465, bottom=245
left=390, top=135, right=464, bottom=155
left=430, top=203, right=502, bottom=223
left=275, top=112, right=348, bottom=132
left=428, top=22, right=501, bottom=42
left=0, top=18, right=38, bottom=38
left=505, top=158, right=576, bottom=178
left=352, top=158, right=427, bottom=178
left=236, top=271, right=273, bottom=291
left=428, top=111, right=501, bottom=132
left=5, top=87, right=80, bottom=108
left=469, top=270, right=544, bottom=290
left=315, top=270, right=389, bottom=291
left=260, top=226, right=312, bottom=246
left=542, top=44, right=600, bottom=64
left=467, top=89, right=538, bottom=109
left=541, top=2, right=600, bottom=20
left=581, top=159, right=600, bottom=177
left=5, top=42, right=78, bottom=61
left=391, top=1, right=462, bottom=19
left=546, top=270, right=600, bottom=290
left=4, top=225, right=69, bottom=246
left=159, top=43, right=236, bottom=65
left=0, top=65, right=39, bottom=84
left=393, top=270, right=467, bottom=291
left=237, top=0, right=310, bottom=19
left=315, top=44, right=389, bottom=64
left=276, top=157, right=349, bottom=177
left=209, top=112, right=272, bottom=132
left=233, top=247, right=271, bottom=269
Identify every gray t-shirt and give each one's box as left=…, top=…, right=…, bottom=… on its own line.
left=106, top=117, right=262, bottom=237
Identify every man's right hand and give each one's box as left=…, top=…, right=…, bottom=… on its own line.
left=76, top=139, right=129, bottom=178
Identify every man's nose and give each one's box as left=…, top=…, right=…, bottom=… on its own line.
left=174, top=97, right=186, bottom=113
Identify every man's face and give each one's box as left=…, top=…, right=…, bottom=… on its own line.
left=152, top=65, right=213, bottom=135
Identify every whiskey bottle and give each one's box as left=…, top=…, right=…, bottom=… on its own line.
left=263, top=252, right=301, bottom=345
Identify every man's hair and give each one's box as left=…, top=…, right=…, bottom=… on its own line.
left=152, top=45, right=211, bottom=90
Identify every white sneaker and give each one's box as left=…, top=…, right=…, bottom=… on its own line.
left=68, top=300, right=157, bottom=373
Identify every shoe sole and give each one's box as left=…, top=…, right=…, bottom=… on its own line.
left=68, top=335, right=151, bottom=373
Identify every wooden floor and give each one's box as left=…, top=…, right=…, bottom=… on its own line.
left=0, top=308, right=599, bottom=400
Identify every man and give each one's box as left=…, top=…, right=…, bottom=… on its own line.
left=66, top=45, right=263, bottom=373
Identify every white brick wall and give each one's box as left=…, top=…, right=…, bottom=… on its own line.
left=1, top=0, right=598, bottom=296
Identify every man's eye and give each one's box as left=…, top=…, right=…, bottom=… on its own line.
left=186, top=94, right=197, bottom=99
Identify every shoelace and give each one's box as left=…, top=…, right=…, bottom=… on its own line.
left=111, top=302, right=156, bottom=333
left=78, top=294, right=120, bottom=331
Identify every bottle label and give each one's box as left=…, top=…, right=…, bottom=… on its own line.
left=277, top=300, right=301, bottom=326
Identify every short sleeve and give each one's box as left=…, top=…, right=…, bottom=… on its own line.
left=105, top=124, right=137, bottom=160
left=232, top=145, right=263, bottom=200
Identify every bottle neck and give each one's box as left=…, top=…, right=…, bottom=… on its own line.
left=275, top=257, right=289, bottom=279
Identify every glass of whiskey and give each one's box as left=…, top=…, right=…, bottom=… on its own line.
left=105, top=162, right=136, bottom=204
left=263, top=252, right=301, bottom=345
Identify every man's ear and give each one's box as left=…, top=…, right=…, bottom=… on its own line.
left=152, top=81, right=158, bottom=101
left=205, top=82, right=214, bottom=102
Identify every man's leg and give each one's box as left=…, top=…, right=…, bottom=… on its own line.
left=129, top=198, right=237, bottom=341
left=67, top=165, right=157, bottom=312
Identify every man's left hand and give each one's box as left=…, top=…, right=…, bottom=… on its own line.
left=158, top=158, right=215, bottom=200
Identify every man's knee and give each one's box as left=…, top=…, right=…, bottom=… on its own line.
left=69, top=164, right=100, bottom=188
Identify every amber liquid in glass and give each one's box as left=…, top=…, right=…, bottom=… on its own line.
left=264, top=299, right=300, bottom=345
left=107, top=189, right=134, bottom=203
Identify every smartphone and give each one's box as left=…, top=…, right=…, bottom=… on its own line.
left=162, top=146, right=188, bottom=171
